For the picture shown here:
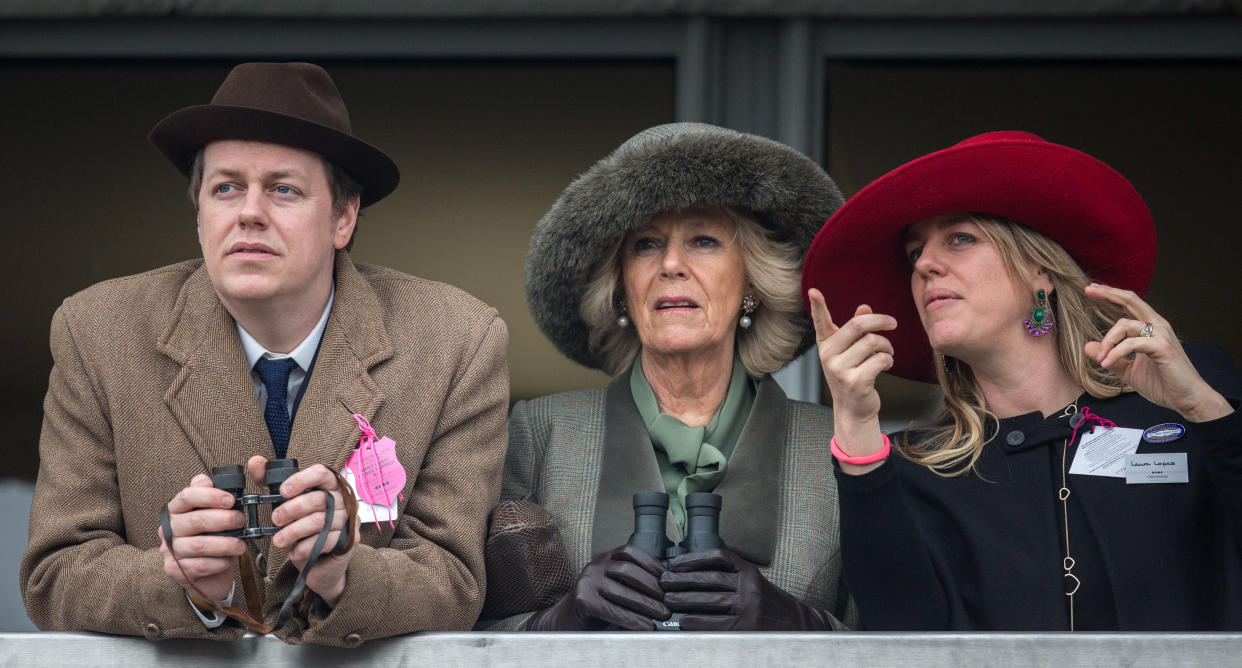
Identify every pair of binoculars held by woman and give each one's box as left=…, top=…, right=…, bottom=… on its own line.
left=627, top=491, right=725, bottom=631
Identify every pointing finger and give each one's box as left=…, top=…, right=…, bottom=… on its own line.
left=807, top=288, right=838, bottom=342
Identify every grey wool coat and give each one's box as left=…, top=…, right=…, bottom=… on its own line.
left=22, top=251, right=509, bottom=646
left=478, top=372, right=857, bottom=630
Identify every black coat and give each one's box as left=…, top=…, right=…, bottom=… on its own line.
left=836, top=342, right=1242, bottom=631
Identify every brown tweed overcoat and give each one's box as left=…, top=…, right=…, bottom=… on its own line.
left=21, top=250, right=508, bottom=646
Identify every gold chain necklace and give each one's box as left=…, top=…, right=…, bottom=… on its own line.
left=1058, top=401, right=1081, bottom=632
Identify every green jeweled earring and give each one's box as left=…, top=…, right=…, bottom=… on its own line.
left=1024, top=289, right=1055, bottom=337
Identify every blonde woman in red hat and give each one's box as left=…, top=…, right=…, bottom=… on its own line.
left=801, top=131, right=1242, bottom=631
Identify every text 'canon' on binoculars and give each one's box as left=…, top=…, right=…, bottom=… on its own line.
left=209, top=458, right=301, bottom=539
left=628, top=491, right=725, bottom=631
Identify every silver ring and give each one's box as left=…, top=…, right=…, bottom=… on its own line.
left=1140, top=322, right=1154, bottom=338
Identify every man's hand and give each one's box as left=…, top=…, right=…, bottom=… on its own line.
left=159, top=474, right=246, bottom=602
left=248, top=455, right=359, bottom=608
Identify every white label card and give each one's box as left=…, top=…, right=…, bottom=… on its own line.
left=1068, top=427, right=1144, bottom=478
left=343, top=466, right=400, bottom=524
left=1125, top=453, right=1189, bottom=484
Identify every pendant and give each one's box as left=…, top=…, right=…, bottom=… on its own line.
left=1024, top=318, right=1055, bottom=336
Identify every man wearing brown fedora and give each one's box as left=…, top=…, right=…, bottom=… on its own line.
left=20, top=63, right=508, bottom=645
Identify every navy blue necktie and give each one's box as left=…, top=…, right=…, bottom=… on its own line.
left=254, top=357, right=299, bottom=459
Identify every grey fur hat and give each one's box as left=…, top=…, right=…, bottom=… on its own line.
left=526, top=122, right=844, bottom=370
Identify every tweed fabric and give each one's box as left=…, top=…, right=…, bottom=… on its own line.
left=475, top=374, right=858, bottom=631
left=525, top=122, right=844, bottom=370
left=21, top=251, right=508, bottom=646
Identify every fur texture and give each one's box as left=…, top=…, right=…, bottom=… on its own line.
left=526, top=123, right=844, bottom=370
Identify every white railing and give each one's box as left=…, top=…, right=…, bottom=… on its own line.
left=3, top=631, right=1242, bottom=666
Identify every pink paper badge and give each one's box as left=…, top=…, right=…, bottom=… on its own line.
left=347, top=414, right=406, bottom=528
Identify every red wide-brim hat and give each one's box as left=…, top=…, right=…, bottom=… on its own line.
left=801, top=131, right=1156, bottom=383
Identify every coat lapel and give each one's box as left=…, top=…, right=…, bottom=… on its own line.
left=159, top=263, right=270, bottom=475
left=713, top=375, right=786, bottom=566
left=286, top=253, right=393, bottom=477
left=273, top=254, right=394, bottom=584
left=591, top=372, right=670, bottom=556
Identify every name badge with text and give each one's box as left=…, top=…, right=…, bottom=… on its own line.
left=1125, top=453, right=1189, bottom=484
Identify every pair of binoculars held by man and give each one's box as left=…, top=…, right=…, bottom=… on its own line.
left=157, top=458, right=357, bottom=633
left=208, top=458, right=302, bottom=539
left=627, top=491, right=724, bottom=631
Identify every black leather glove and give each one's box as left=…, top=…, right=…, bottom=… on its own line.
left=660, top=548, right=831, bottom=630
left=525, top=544, right=671, bottom=631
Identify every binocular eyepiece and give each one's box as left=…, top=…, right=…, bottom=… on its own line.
left=627, top=491, right=725, bottom=631
left=210, top=458, right=301, bottom=540
left=628, top=491, right=674, bottom=562
left=628, top=491, right=725, bottom=561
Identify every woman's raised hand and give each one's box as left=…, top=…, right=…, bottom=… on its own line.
left=808, top=288, right=896, bottom=466
left=1084, top=283, right=1232, bottom=422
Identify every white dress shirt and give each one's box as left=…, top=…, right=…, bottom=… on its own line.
left=237, top=286, right=335, bottom=417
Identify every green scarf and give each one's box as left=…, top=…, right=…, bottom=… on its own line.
left=630, top=352, right=755, bottom=537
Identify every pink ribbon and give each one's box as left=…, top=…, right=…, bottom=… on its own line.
left=1069, top=406, right=1117, bottom=446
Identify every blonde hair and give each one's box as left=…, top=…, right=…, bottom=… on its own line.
left=580, top=206, right=806, bottom=377
left=902, top=214, right=1128, bottom=476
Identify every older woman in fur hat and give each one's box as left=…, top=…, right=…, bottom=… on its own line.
left=803, top=131, right=1242, bottom=630
left=482, top=123, right=856, bottom=631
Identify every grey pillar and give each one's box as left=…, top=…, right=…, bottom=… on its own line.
left=678, top=17, right=825, bottom=402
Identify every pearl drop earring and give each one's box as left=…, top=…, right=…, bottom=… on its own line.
left=739, top=294, right=756, bottom=329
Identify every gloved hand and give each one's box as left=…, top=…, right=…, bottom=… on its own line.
left=525, top=544, right=671, bottom=631
left=660, top=548, right=831, bottom=630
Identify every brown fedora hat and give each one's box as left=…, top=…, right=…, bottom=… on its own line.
left=150, top=62, right=399, bottom=207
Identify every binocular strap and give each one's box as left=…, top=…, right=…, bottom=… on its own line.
left=159, top=469, right=360, bottom=634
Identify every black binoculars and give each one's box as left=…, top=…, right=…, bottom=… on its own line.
left=209, top=458, right=301, bottom=540
left=627, top=491, right=725, bottom=631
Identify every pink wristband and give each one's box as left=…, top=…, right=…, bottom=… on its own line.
left=830, top=433, right=891, bottom=465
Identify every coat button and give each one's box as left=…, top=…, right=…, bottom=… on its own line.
left=1006, top=430, right=1026, bottom=446
left=144, top=622, right=162, bottom=639
left=343, top=632, right=363, bottom=647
